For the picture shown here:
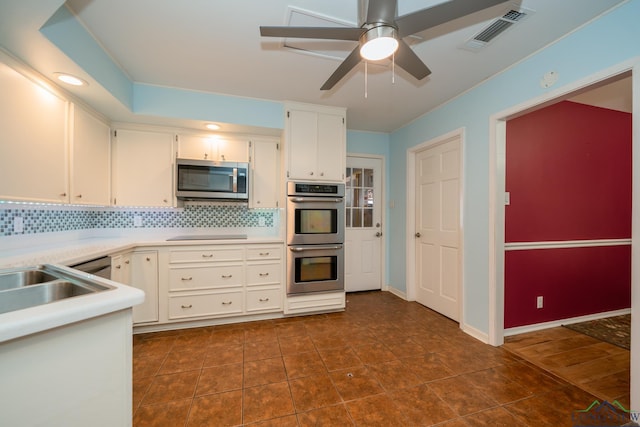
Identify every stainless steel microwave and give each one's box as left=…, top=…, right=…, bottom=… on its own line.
left=176, top=158, right=249, bottom=201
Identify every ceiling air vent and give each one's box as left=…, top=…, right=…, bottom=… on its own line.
left=462, top=7, right=532, bottom=51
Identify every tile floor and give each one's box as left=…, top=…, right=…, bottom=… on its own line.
left=132, top=291, right=633, bottom=426
left=503, top=326, right=631, bottom=407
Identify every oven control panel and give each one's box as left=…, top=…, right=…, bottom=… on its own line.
left=288, top=181, right=345, bottom=197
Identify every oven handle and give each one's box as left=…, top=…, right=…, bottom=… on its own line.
left=289, top=197, right=343, bottom=203
left=289, top=245, right=343, bottom=252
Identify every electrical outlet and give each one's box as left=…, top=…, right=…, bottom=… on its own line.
left=133, top=215, right=143, bottom=227
left=536, top=296, right=544, bottom=309
left=13, top=216, right=24, bottom=233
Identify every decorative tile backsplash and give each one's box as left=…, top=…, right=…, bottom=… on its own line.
left=0, top=204, right=276, bottom=237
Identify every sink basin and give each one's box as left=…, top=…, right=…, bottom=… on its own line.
left=0, top=270, right=59, bottom=291
left=0, top=265, right=114, bottom=315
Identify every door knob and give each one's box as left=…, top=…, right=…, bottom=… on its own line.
left=415, top=232, right=421, bottom=238
left=375, top=231, right=382, bottom=237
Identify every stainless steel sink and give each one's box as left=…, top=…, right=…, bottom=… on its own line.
left=0, top=270, right=59, bottom=291
left=0, top=265, right=114, bottom=315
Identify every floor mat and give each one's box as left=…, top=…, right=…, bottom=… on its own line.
left=563, top=314, right=631, bottom=350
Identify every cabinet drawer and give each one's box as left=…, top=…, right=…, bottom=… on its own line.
left=246, top=263, right=281, bottom=286
left=168, top=291, right=243, bottom=319
left=169, top=265, right=243, bottom=290
left=246, top=246, right=282, bottom=261
left=246, top=288, right=282, bottom=313
left=169, top=248, right=244, bottom=263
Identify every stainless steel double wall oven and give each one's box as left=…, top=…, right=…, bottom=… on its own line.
left=286, top=181, right=345, bottom=295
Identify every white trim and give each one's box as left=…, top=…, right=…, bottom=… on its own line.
left=461, top=323, right=489, bottom=344
left=406, top=128, right=465, bottom=325
left=505, top=238, right=632, bottom=251
left=386, top=286, right=407, bottom=301
left=488, top=58, right=639, bottom=348
left=504, top=308, right=632, bottom=337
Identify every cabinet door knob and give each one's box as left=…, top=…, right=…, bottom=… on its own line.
left=415, top=232, right=421, bottom=238
left=60, top=192, right=67, bottom=197
left=375, top=232, right=382, bottom=237
left=163, top=199, right=168, bottom=203
left=309, top=171, right=314, bottom=176
left=125, top=260, right=130, bottom=264
left=320, top=172, right=324, bottom=176
left=181, top=304, right=192, bottom=309
left=146, top=257, right=151, bottom=261
left=115, top=265, right=121, bottom=269
left=76, top=194, right=82, bottom=198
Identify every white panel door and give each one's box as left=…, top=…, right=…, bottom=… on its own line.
left=345, top=156, right=383, bottom=292
left=415, top=137, right=461, bottom=320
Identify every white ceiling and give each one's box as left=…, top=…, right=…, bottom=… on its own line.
left=0, top=0, right=629, bottom=133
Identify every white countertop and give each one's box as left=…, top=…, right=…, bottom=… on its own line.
left=0, top=230, right=284, bottom=268
left=0, top=229, right=284, bottom=343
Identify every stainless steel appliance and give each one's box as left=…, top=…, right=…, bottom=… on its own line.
left=70, top=256, right=111, bottom=279
left=286, top=181, right=345, bottom=295
left=176, top=158, right=249, bottom=201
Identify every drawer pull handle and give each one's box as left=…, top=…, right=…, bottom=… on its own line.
left=222, top=301, right=233, bottom=305
left=202, top=254, right=214, bottom=258
left=222, top=274, right=233, bottom=278
left=259, top=272, right=270, bottom=277
left=181, top=304, right=192, bottom=309
left=181, top=277, right=193, bottom=281
left=259, top=252, right=270, bottom=256
left=259, top=298, right=270, bottom=302
left=115, top=265, right=121, bottom=269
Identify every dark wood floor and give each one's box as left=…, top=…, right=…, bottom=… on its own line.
left=503, top=326, right=631, bottom=409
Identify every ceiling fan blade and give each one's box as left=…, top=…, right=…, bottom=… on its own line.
left=366, top=0, right=397, bottom=24
left=320, top=46, right=363, bottom=91
left=395, top=0, right=509, bottom=38
left=260, top=26, right=365, bottom=41
left=394, top=39, right=431, bottom=80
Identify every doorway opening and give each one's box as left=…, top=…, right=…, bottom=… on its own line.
left=489, top=64, right=638, bottom=409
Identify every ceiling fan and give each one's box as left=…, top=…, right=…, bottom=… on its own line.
left=260, top=0, right=509, bottom=90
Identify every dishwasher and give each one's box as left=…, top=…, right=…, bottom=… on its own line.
left=69, top=256, right=112, bottom=279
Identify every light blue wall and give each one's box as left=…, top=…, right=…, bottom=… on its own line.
left=388, top=1, right=638, bottom=332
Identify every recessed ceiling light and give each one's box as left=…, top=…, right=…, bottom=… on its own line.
left=54, top=73, right=87, bottom=86
left=205, top=123, right=221, bottom=130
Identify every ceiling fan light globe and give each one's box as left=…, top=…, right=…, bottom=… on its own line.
left=360, top=25, right=398, bottom=61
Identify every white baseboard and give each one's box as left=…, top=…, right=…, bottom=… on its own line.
left=386, top=286, right=407, bottom=300
left=504, top=308, right=631, bottom=337
left=461, top=323, right=490, bottom=344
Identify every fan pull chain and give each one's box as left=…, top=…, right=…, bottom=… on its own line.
left=364, top=61, right=368, bottom=98
left=392, top=52, right=395, bottom=84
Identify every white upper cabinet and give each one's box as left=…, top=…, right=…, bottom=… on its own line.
left=177, top=134, right=248, bottom=162
left=0, top=61, right=69, bottom=203
left=112, top=128, right=174, bottom=207
left=285, top=103, right=346, bottom=182
left=249, top=138, right=280, bottom=208
left=70, top=104, right=111, bottom=205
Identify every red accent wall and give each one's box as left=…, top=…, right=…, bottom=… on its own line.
left=504, top=101, right=631, bottom=328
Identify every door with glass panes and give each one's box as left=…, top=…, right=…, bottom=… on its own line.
left=345, top=156, right=383, bottom=291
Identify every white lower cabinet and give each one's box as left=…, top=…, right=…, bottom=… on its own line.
left=111, top=250, right=159, bottom=324
left=160, top=243, right=284, bottom=324
left=169, top=290, right=243, bottom=319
